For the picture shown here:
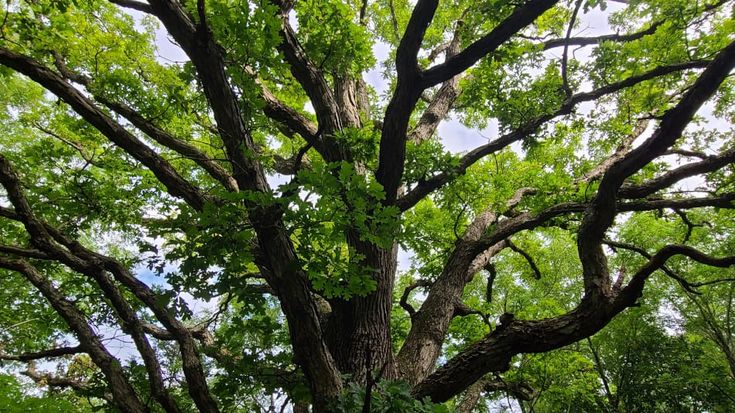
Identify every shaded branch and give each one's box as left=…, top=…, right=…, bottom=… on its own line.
left=0, top=155, right=188, bottom=413
left=100, top=98, right=239, bottom=192
left=543, top=21, right=662, bottom=50
left=272, top=6, right=352, bottom=154
left=619, top=146, right=735, bottom=199
left=603, top=239, right=701, bottom=294
left=376, top=0, right=440, bottom=202
left=396, top=0, right=438, bottom=79
left=0, top=244, right=50, bottom=259
left=250, top=71, right=320, bottom=146
left=148, top=1, right=343, bottom=404
left=399, top=279, right=432, bottom=317
left=411, top=244, right=734, bottom=403
left=577, top=38, right=735, bottom=298
left=560, top=0, right=584, bottom=97
left=616, top=244, right=735, bottom=309
left=0, top=257, right=147, bottom=413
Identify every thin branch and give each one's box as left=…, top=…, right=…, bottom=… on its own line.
left=561, top=0, right=583, bottom=98
left=542, top=21, right=662, bottom=50
left=0, top=244, right=50, bottom=259
left=506, top=239, right=542, bottom=280
left=603, top=239, right=700, bottom=294
left=0, top=346, right=83, bottom=361
left=399, top=279, right=432, bottom=317
left=617, top=244, right=735, bottom=307
left=619, top=146, right=735, bottom=199
left=100, top=98, right=239, bottom=191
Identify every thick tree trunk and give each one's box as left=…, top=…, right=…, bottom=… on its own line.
left=326, top=237, right=399, bottom=383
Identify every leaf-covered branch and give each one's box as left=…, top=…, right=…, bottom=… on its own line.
left=397, top=59, right=711, bottom=211
left=0, top=47, right=210, bottom=210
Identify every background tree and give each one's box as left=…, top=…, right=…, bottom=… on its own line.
left=0, top=0, right=734, bottom=411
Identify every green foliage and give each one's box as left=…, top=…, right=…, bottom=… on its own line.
left=0, top=374, right=93, bottom=412
left=1, top=0, right=734, bottom=411
left=332, top=380, right=450, bottom=413
left=283, top=160, right=399, bottom=298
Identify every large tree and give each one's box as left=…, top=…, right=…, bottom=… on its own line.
left=0, top=0, right=734, bottom=411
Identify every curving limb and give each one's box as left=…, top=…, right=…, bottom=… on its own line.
left=421, top=0, right=559, bottom=88
left=506, top=239, right=542, bottom=280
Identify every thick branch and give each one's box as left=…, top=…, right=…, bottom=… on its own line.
left=421, top=0, right=558, bottom=88
left=583, top=39, right=735, bottom=237
left=147, top=1, right=343, bottom=405
left=578, top=39, right=735, bottom=297
left=253, top=76, right=319, bottom=144
left=410, top=42, right=735, bottom=402
left=0, top=47, right=209, bottom=210
left=376, top=0, right=440, bottom=202
left=412, top=244, right=735, bottom=402
left=396, top=207, right=504, bottom=383
left=274, top=9, right=351, bottom=153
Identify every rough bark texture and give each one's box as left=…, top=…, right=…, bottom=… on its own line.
left=327, top=240, right=399, bottom=382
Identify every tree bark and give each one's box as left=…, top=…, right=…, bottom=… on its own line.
left=326, top=237, right=399, bottom=383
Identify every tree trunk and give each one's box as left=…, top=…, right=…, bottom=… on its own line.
left=326, top=236, right=399, bottom=383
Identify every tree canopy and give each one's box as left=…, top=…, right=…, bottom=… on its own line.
left=0, top=0, right=734, bottom=411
